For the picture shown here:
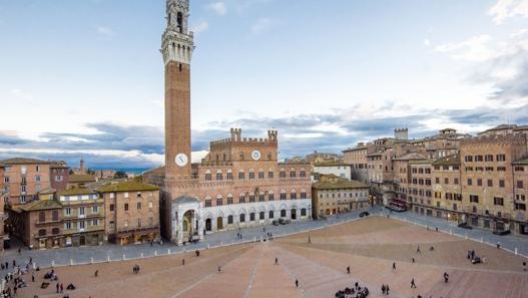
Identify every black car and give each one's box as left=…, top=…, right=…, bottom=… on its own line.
left=359, top=211, right=370, bottom=218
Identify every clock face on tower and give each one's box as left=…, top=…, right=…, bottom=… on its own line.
left=175, top=153, right=189, bottom=167
left=251, top=150, right=261, bottom=161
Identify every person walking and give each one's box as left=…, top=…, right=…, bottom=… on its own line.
left=386, top=284, right=390, bottom=294
left=94, top=270, right=99, bottom=277
left=381, top=284, right=386, bottom=295
left=295, top=279, right=299, bottom=287
left=443, top=272, right=449, bottom=283
left=347, top=266, right=350, bottom=274
left=392, top=262, right=396, bottom=270
left=411, top=278, right=417, bottom=288
left=275, top=257, right=279, bottom=265
left=182, top=259, right=185, bottom=266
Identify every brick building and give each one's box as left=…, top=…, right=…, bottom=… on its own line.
left=98, top=181, right=160, bottom=245
left=144, top=0, right=311, bottom=246
left=50, top=161, right=70, bottom=191
left=341, top=125, right=528, bottom=236
left=312, top=174, right=369, bottom=218
left=58, top=188, right=105, bottom=247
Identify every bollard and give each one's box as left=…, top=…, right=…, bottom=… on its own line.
left=123, top=254, right=126, bottom=261
left=253, top=236, right=257, bottom=242
left=207, top=244, right=210, bottom=249
left=220, top=241, right=223, bottom=246
left=141, top=253, right=144, bottom=258
left=480, top=237, right=483, bottom=243
left=70, top=259, right=73, bottom=266
left=515, top=248, right=518, bottom=255
left=52, top=260, right=55, bottom=267
left=168, top=249, right=171, bottom=255
left=90, top=257, right=94, bottom=264
left=449, top=229, right=452, bottom=235
left=107, top=255, right=110, bottom=263
left=155, top=251, right=158, bottom=256
left=465, top=233, right=468, bottom=240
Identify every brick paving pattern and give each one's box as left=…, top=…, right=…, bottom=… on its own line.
left=11, top=216, right=528, bottom=298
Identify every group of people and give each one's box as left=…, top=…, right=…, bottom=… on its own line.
left=335, top=282, right=369, bottom=298
left=132, top=264, right=141, bottom=274
left=467, top=249, right=484, bottom=264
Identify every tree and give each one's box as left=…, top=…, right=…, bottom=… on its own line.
left=114, top=171, right=128, bottom=179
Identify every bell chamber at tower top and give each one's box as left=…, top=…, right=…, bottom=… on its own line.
left=162, top=0, right=194, bottom=65
left=166, top=0, right=190, bottom=34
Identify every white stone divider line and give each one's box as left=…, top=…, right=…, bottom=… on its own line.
left=243, top=246, right=266, bottom=298
left=168, top=245, right=258, bottom=298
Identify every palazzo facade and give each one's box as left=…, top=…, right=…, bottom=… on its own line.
left=145, top=0, right=312, bottom=245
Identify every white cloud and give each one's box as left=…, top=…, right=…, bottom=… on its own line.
left=10, top=89, right=34, bottom=101
left=434, top=34, right=497, bottom=61
left=96, top=26, right=114, bottom=36
left=423, top=39, right=431, bottom=47
left=206, top=2, right=227, bottom=15
left=489, top=0, right=528, bottom=25
left=251, top=18, right=276, bottom=35
left=192, top=21, right=209, bottom=35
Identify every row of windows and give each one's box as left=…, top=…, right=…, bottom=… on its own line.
left=412, top=168, right=432, bottom=174
left=465, top=166, right=507, bottom=172
left=218, top=209, right=307, bottom=224
left=432, top=165, right=460, bottom=171
left=464, top=154, right=506, bottom=163
left=63, top=206, right=100, bottom=216
left=109, top=201, right=154, bottom=212
left=318, top=192, right=367, bottom=199
left=63, top=219, right=100, bottom=230
left=204, top=170, right=307, bottom=181
left=3, top=176, right=42, bottom=183
left=204, top=192, right=307, bottom=207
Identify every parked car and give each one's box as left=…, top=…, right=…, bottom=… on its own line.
left=272, top=220, right=280, bottom=226
left=458, top=222, right=473, bottom=230
left=359, top=211, right=370, bottom=218
left=278, top=218, right=291, bottom=225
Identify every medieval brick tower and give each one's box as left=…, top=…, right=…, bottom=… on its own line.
left=161, top=0, right=194, bottom=181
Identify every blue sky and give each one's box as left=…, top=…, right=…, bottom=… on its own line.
left=0, top=0, right=527, bottom=170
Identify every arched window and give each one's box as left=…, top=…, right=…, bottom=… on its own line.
left=249, top=193, right=256, bottom=202
left=216, top=170, right=223, bottom=181
left=205, top=170, right=212, bottom=181
left=268, top=191, right=274, bottom=201
left=227, top=170, right=234, bottom=180
left=52, top=210, right=59, bottom=221
left=239, top=214, right=246, bottom=223
left=289, top=170, right=296, bottom=178
left=280, top=209, right=287, bottom=217
left=227, top=195, right=234, bottom=205
left=300, top=169, right=307, bottom=177
left=259, top=211, right=265, bottom=220
left=280, top=190, right=287, bottom=200
left=238, top=170, right=245, bottom=180
left=300, top=190, right=307, bottom=199
left=216, top=195, right=223, bottom=206
left=38, top=229, right=46, bottom=237
left=290, top=190, right=297, bottom=200
left=177, top=12, right=183, bottom=33
left=228, top=215, right=234, bottom=224
left=269, top=210, right=274, bottom=219
left=250, top=213, right=256, bottom=221
left=52, top=228, right=60, bottom=235
left=38, top=211, right=45, bottom=223
left=239, top=193, right=246, bottom=204
left=204, top=197, right=212, bottom=207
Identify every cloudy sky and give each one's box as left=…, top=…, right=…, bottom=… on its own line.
left=0, top=0, right=527, bottom=170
